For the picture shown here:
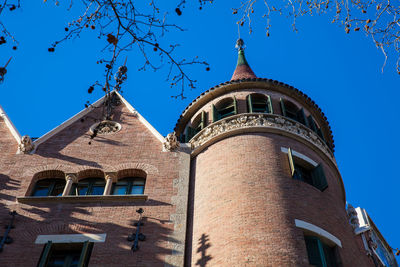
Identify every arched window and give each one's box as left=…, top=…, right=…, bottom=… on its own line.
left=32, top=179, right=66, bottom=197
left=212, top=97, right=238, bottom=122
left=247, top=94, right=273, bottom=114
left=112, top=177, right=145, bottom=195
left=280, top=98, right=308, bottom=125
left=185, top=111, right=207, bottom=142
left=70, top=178, right=105, bottom=196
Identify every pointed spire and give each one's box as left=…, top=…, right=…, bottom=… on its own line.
left=231, top=39, right=256, bottom=80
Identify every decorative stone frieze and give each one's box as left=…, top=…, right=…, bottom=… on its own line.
left=18, top=135, right=35, bottom=154
left=190, top=113, right=335, bottom=164
left=163, top=132, right=180, bottom=151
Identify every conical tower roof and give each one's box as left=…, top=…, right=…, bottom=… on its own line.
left=231, top=39, right=256, bottom=80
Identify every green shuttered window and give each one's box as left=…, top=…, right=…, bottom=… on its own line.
left=185, top=111, right=207, bottom=142
left=212, top=97, right=237, bottom=122
left=280, top=98, right=326, bottom=141
left=247, top=94, right=273, bottom=114
left=37, top=241, right=93, bottom=267
left=287, top=148, right=328, bottom=191
left=304, top=236, right=338, bottom=267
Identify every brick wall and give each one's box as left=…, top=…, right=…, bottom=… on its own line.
left=188, top=132, right=373, bottom=267
left=0, top=103, right=188, bottom=267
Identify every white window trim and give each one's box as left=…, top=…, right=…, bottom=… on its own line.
left=295, top=219, right=342, bottom=248
left=35, top=233, right=106, bottom=244
left=281, top=147, right=317, bottom=167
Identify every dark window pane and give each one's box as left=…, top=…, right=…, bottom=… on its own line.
left=48, top=249, right=82, bottom=267
left=133, top=179, right=145, bottom=186
left=324, top=244, right=337, bottom=267
left=70, top=255, right=80, bottom=267
left=33, top=179, right=65, bottom=197
left=219, top=105, right=235, bottom=119
left=50, top=182, right=65, bottom=196
left=90, top=186, right=104, bottom=195
left=69, top=184, right=78, bottom=196
left=294, top=164, right=313, bottom=186
left=77, top=186, right=89, bottom=196
left=33, top=187, right=50, bottom=197
left=113, top=185, right=128, bottom=195
left=131, top=185, right=144, bottom=194
left=252, top=97, right=268, bottom=113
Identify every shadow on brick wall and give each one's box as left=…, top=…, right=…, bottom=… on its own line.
left=0, top=196, right=180, bottom=267
left=0, top=174, right=20, bottom=202
left=195, top=233, right=212, bottom=267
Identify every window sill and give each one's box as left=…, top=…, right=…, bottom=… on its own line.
left=17, top=194, right=148, bottom=204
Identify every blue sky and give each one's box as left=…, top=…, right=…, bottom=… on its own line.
left=1, top=0, right=400, bottom=258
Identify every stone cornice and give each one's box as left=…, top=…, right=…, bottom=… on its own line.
left=190, top=113, right=336, bottom=168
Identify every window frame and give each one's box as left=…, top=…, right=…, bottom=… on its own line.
left=304, top=235, right=339, bottom=267
left=212, top=97, right=238, bottom=122
left=111, top=177, right=146, bottom=195
left=38, top=240, right=93, bottom=267
left=70, top=178, right=106, bottom=196
left=287, top=148, right=328, bottom=191
left=247, top=94, right=273, bottom=114
left=32, top=179, right=66, bottom=197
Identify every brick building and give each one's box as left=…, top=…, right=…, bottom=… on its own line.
left=0, top=39, right=397, bottom=266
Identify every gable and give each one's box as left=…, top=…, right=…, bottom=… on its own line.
left=33, top=93, right=166, bottom=164
left=0, top=105, right=20, bottom=153
left=34, top=92, right=164, bottom=152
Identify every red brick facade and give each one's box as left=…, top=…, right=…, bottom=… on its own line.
left=0, top=50, right=394, bottom=266
left=0, top=103, right=189, bottom=266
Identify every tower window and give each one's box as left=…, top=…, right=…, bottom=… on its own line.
left=32, top=179, right=66, bottom=197
left=304, top=235, right=339, bottom=267
left=185, top=111, right=207, bottom=142
left=247, top=94, right=273, bottom=114
left=37, top=241, right=93, bottom=267
left=212, top=97, right=238, bottom=122
left=112, top=177, right=145, bottom=195
left=70, top=178, right=105, bottom=196
left=286, top=148, right=328, bottom=191
left=280, top=98, right=307, bottom=125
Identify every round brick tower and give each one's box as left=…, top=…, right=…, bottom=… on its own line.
left=175, top=40, right=371, bottom=266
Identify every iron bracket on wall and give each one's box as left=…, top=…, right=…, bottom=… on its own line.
left=0, top=211, right=17, bottom=252
left=127, top=208, right=146, bottom=252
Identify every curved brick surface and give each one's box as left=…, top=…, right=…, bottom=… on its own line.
left=189, top=133, right=372, bottom=267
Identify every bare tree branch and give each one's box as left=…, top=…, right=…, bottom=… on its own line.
left=47, top=0, right=210, bottom=99
left=234, top=0, right=400, bottom=74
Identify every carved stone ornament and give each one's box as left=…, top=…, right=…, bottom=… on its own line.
left=90, top=120, right=122, bottom=135
left=18, top=135, right=35, bottom=154
left=163, top=132, right=180, bottom=151
left=346, top=204, right=360, bottom=229
left=190, top=113, right=335, bottom=165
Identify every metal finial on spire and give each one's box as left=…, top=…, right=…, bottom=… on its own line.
left=235, top=38, right=245, bottom=51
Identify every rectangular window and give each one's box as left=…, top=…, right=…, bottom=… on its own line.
left=287, top=148, right=328, bottom=191
left=304, top=235, right=338, bottom=267
left=37, top=241, right=93, bottom=267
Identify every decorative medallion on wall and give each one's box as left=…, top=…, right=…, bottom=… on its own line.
left=90, top=120, right=122, bottom=135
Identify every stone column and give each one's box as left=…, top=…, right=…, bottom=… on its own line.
left=62, top=173, right=77, bottom=196
left=104, top=172, right=117, bottom=195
